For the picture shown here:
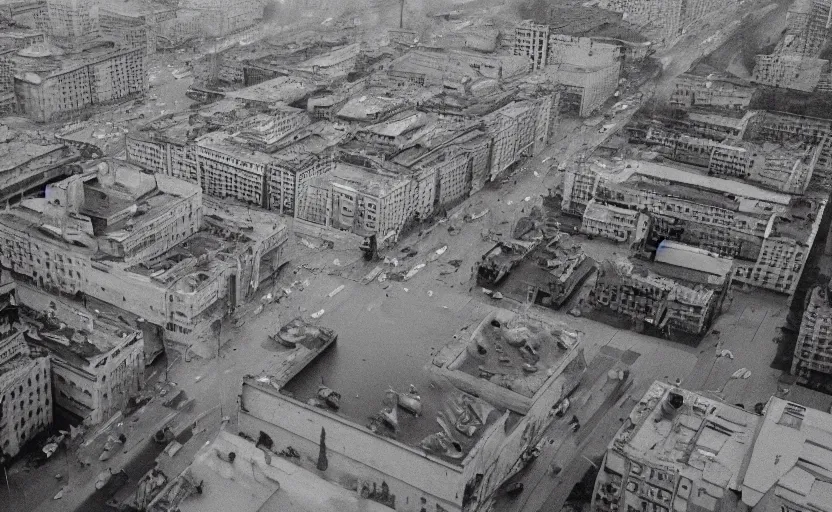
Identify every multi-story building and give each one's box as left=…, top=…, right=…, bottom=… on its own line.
left=744, top=110, right=832, bottom=190
left=550, top=63, right=619, bottom=117
left=513, top=21, right=549, bottom=71
left=581, top=199, right=649, bottom=244
left=44, top=0, right=99, bottom=50
left=708, top=141, right=820, bottom=194
left=20, top=286, right=144, bottom=425
left=598, top=0, right=729, bottom=45
left=126, top=111, right=202, bottom=183
left=14, top=44, right=148, bottom=122
left=563, top=160, right=826, bottom=294
left=195, top=131, right=271, bottom=209
left=0, top=140, right=80, bottom=202
left=0, top=159, right=288, bottom=358
left=0, top=47, right=16, bottom=115
left=791, top=284, right=832, bottom=381
left=592, top=381, right=761, bottom=512
left=0, top=30, right=46, bottom=50
left=752, top=54, right=828, bottom=92
left=589, top=253, right=727, bottom=338
left=99, top=7, right=159, bottom=54
left=239, top=309, right=587, bottom=512
left=0, top=274, right=51, bottom=463
left=232, top=106, right=311, bottom=151
left=670, top=66, right=756, bottom=111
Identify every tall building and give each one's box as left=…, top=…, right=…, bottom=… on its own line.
left=791, top=284, right=832, bottom=381
left=0, top=274, right=52, bottom=464
left=45, top=0, right=99, bottom=50
left=513, top=21, right=549, bottom=71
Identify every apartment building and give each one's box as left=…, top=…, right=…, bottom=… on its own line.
left=233, top=106, right=311, bottom=151
left=20, top=286, right=144, bottom=425
left=581, top=199, right=649, bottom=244
left=15, top=45, right=147, bottom=122
left=590, top=255, right=724, bottom=338
left=195, top=131, right=270, bottom=208
left=791, top=284, right=832, bottom=380
left=513, top=21, right=549, bottom=71
left=415, top=147, right=471, bottom=208
left=0, top=47, right=15, bottom=115
left=44, top=0, right=99, bottom=50
left=552, top=63, right=619, bottom=117
left=592, top=382, right=760, bottom=512
left=598, top=0, right=728, bottom=45
left=563, top=160, right=826, bottom=294
left=708, top=141, right=820, bottom=194
left=744, top=110, right=832, bottom=190
left=126, top=111, right=201, bottom=183
left=0, top=30, right=46, bottom=50
left=752, top=54, right=828, bottom=92
left=0, top=275, right=51, bottom=463
left=670, top=67, right=756, bottom=110
left=99, top=7, right=158, bottom=54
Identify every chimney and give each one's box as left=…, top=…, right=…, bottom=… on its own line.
left=656, top=390, right=684, bottom=422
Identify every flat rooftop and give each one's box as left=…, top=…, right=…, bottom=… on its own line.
left=604, top=382, right=760, bottom=509
left=225, top=76, right=315, bottom=105
left=272, top=309, right=515, bottom=465
left=453, top=311, right=580, bottom=398
left=22, top=305, right=138, bottom=367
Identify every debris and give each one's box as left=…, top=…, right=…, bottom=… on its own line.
left=195, top=375, right=202, bottom=383
left=310, top=309, right=325, bottom=319
left=404, top=263, right=426, bottom=280
left=55, top=473, right=62, bottom=479
left=467, top=209, right=489, bottom=222
left=252, top=305, right=264, bottom=316
left=534, top=171, right=540, bottom=177
left=569, top=308, right=582, bottom=317
left=362, top=266, right=383, bottom=284
left=507, top=201, right=513, bottom=206
left=524, top=196, right=531, bottom=202
left=328, top=285, right=345, bottom=298
left=492, top=292, right=504, bottom=300
left=403, top=288, right=409, bottom=292
left=719, top=349, right=735, bottom=359
left=53, top=488, right=64, bottom=500
left=378, top=273, right=388, bottom=283
left=301, top=238, right=318, bottom=249
left=482, top=288, right=493, bottom=295
left=332, top=259, right=341, bottom=266
left=427, top=290, right=433, bottom=297
left=318, top=386, right=342, bottom=410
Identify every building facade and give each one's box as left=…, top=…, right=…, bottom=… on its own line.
left=0, top=276, right=51, bottom=463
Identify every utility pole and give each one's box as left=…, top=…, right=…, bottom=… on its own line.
left=399, top=0, right=404, bottom=29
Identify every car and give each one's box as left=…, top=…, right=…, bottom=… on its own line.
left=554, top=398, right=571, bottom=417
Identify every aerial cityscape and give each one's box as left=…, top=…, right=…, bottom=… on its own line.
left=1, top=0, right=832, bottom=510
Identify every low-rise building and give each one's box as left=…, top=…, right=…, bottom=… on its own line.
left=549, top=63, right=619, bottom=117
left=708, top=141, right=820, bottom=194
left=592, top=381, right=760, bottom=512
left=239, top=309, right=587, bottom=512
left=0, top=274, right=51, bottom=463
left=752, top=54, right=828, bottom=92
left=21, top=287, right=144, bottom=425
